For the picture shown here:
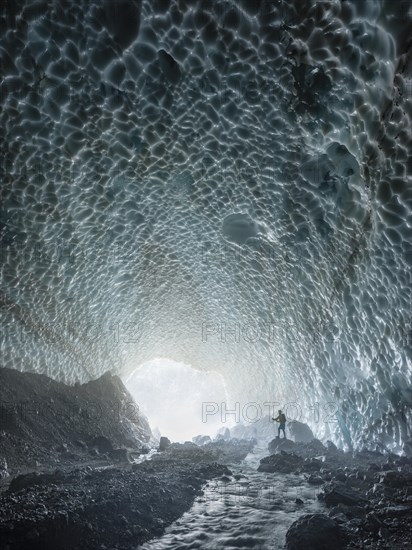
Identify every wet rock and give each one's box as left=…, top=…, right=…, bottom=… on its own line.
left=301, top=458, right=323, bottom=472
left=258, top=452, right=303, bottom=473
left=302, top=439, right=327, bottom=456
left=307, top=474, right=324, bottom=485
left=295, top=498, right=304, bottom=505
left=158, top=436, right=171, bottom=451
left=319, top=482, right=368, bottom=507
left=288, top=421, right=315, bottom=443
left=268, top=438, right=297, bottom=454
left=286, top=513, right=347, bottom=550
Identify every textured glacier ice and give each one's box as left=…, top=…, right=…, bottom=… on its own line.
left=0, top=0, right=411, bottom=452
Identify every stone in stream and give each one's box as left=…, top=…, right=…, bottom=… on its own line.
left=301, top=458, right=323, bottom=473
left=258, top=452, right=303, bottom=473
left=285, top=513, right=347, bottom=550
left=307, top=474, right=324, bottom=485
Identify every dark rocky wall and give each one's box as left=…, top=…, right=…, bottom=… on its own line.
left=0, top=367, right=153, bottom=470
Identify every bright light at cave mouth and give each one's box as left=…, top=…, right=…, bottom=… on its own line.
left=124, top=359, right=229, bottom=442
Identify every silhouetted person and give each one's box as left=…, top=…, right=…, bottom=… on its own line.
left=272, top=409, right=287, bottom=439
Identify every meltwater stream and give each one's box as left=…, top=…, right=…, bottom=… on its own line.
left=139, top=446, right=323, bottom=550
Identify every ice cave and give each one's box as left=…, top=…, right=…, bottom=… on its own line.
left=0, top=0, right=411, bottom=549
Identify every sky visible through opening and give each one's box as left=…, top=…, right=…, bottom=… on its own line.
left=124, top=358, right=231, bottom=442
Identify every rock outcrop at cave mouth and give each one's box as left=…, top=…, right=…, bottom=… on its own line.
left=0, top=367, right=153, bottom=470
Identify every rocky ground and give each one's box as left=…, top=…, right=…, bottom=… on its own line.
left=0, top=365, right=255, bottom=549
left=0, top=455, right=232, bottom=549
left=1, top=367, right=411, bottom=549
left=0, top=440, right=254, bottom=550
left=260, top=437, right=412, bottom=550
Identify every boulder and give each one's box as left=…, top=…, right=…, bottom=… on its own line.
left=268, top=438, right=297, bottom=454
left=258, top=452, right=303, bottom=473
left=288, top=421, right=315, bottom=443
left=301, top=458, right=323, bottom=473
left=158, top=436, right=171, bottom=452
left=302, top=439, right=327, bottom=456
left=286, top=513, right=346, bottom=550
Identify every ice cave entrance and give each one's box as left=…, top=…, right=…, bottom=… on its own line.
left=124, top=358, right=230, bottom=442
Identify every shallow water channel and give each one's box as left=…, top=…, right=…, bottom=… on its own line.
left=139, top=445, right=324, bottom=549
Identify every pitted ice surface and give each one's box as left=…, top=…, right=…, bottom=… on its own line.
left=0, top=0, right=411, bottom=451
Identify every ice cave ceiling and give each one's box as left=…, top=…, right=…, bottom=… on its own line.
left=0, top=0, right=411, bottom=450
